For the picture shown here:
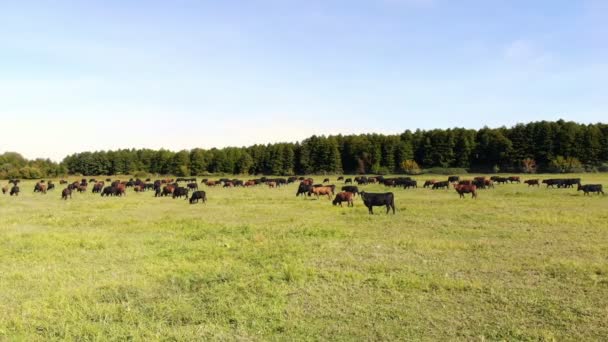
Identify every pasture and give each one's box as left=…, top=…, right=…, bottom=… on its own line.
left=0, top=174, right=607, bottom=340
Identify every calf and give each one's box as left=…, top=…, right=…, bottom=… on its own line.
left=332, top=192, right=354, bottom=207
left=360, top=191, right=395, bottom=214
left=578, top=184, right=604, bottom=196
left=189, top=190, right=207, bottom=204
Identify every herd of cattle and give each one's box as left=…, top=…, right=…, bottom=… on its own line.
left=1, top=175, right=604, bottom=214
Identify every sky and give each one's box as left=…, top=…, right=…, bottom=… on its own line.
left=1, top=0, right=607, bottom=161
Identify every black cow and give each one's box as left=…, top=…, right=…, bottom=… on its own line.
left=402, top=180, right=417, bottom=189
left=344, top=178, right=353, bottom=184
left=61, top=188, right=72, bottom=200
left=337, top=176, right=344, bottom=181
left=296, top=183, right=311, bottom=197
left=360, top=192, right=395, bottom=214
left=10, top=186, right=20, bottom=196
left=187, top=183, right=198, bottom=190
left=323, top=178, right=330, bottom=183
left=432, top=181, right=450, bottom=190
left=341, top=185, right=359, bottom=196
left=172, top=187, right=189, bottom=199
left=578, top=184, right=604, bottom=196
left=101, top=186, right=118, bottom=197
left=189, top=191, right=207, bottom=204
left=448, top=176, right=459, bottom=183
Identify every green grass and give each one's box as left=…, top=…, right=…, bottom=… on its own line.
left=0, top=174, right=607, bottom=340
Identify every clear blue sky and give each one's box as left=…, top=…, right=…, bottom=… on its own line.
left=1, top=0, right=606, bottom=161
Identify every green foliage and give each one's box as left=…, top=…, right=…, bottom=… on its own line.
left=548, top=156, right=584, bottom=173
left=401, top=160, right=422, bottom=175
left=23, top=120, right=607, bottom=177
left=422, top=167, right=468, bottom=175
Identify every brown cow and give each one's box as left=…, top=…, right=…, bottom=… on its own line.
left=206, top=181, right=218, bottom=187
left=332, top=192, right=354, bottom=207
left=454, top=184, right=477, bottom=199
left=309, top=186, right=334, bottom=199
left=2, top=185, right=9, bottom=194
left=508, top=176, right=521, bottom=183
left=244, top=180, right=256, bottom=187
left=267, top=181, right=277, bottom=188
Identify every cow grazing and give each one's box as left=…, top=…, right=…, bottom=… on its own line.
left=337, top=176, right=344, bottom=181
left=360, top=192, right=395, bottom=214
left=47, top=182, right=55, bottom=191
left=189, top=191, right=207, bottom=204
left=309, top=186, right=334, bottom=199
left=423, top=180, right=436, bottom=188
left=296, top=183, right=311, bottom=197
left=344, top=178, right=353, bottom=184
left=101, top=186, right=117, bottom=197
left=187, top=183, right=199, bottom=190
left=402, top=180, right=417, bottom=189
left=578, top=184, right=604, bottom=196
left=508, top=176, right=521, bottom=183
left=332, top=192, right=354, bottom=207
left=2, top=185, right=8, bottom=195
left=267, top=181, right=277, bottom=188
left=454, top=184, right=477, bottom=199
left=323, top=178, right=330, bottom=183
left=432, top=181, right=450, bottom=190
left=341, top=185, right=359, bottom=196
left=61, top=188, right=72, bottom=200
left=524, top=179, right=540, bottom=187
left=172, top=187, right=189, bottom=199
left=10, top=186, right=19, bottom=196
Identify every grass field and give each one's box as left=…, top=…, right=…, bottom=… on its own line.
left=0, top=174, right=607, bottom=340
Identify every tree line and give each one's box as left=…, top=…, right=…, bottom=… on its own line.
left=2, top=120, right=608, bottom=179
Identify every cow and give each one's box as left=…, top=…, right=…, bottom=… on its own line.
left=423, top=180, right=436, bottom=188
left=355, top=177, right=368, bottom=185
left=508, top=176, right=521, bottom=183
left=172, top=187, right=189, bottom=199
left=309, top=186, right=334, bottom=199
left=578, top=184, right=604, bottom=196
left=402, top=180, right=417, bottom=189
left=189, top=190, right=207, bottom=204
left=432, top=181, right=450, bottom=190
left=323, top=178, right=330, bottom=183
left=344, top=178, right=353, bottom=184
left=524, top=179, right=540, bottom=187
left=360, top=192, right=395, bottom=214
left=2, top=185, right=8, bottom=194
left=448, top=176, right=459, bottom=183
left=60, top=179, right=68, bottom=185
left=542, top=179, right=562, bottom=188
left=92, top=182, right=104, bottom=193
left=61, top=188, right=72, bottom=200
left=341, top=185, right=359, bottom=196
left=187, top=183, right=199, bottom=190
left=492, top=177, right=509, bottom=185
left=206, top=181, right=218, bottom=187
left=160, top=185, right=176, bottom=197
left=10, top=186, right=19, bottom=196
left=47, top=181, right=55, bottom=191
left=337, top=176, right=344, bottom=181
left=101, top=186, right=117, bottom=197
left=267, top=181, right=277, bottom=188
left=454, top=184, right=477, bottom=199
left=332, top=192, right=354, bottom=207
left=296, top=183, right=311, bottom=197
left=77, top=185, right=87, bottom=193
left=34, top=182, right=47, bottom=193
